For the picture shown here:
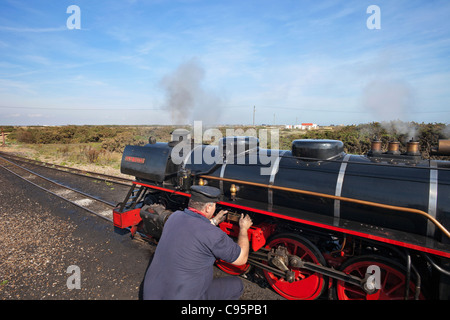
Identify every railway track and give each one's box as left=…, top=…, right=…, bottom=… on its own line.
left=0, top=153, right=132, bottom=222
left=0, top=151, right=133, bottom=185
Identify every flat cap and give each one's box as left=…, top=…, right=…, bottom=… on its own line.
left=190, top=185, right=221, bottom=203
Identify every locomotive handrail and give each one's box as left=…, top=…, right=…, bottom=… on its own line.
left=199, top=174, right=450, bottom=239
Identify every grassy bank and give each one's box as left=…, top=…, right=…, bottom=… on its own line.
left=0, top=142, right=126, bottom=177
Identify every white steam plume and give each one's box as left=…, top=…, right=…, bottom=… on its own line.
left=362, top=78, right=418, bottom=140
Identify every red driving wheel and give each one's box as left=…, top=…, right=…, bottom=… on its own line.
left=216, top=259, right=251, bottom=275
left=336, top=255, right=425, bottom=300
left=263, top=234, right=326, bottom=300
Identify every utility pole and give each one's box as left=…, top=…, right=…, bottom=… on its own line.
left=253, top=106, right=256, bottom=126
left=1, top=127, right=5, bottom=147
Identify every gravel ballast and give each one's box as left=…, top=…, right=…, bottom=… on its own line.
left=0, top=166, right=151, bottom=299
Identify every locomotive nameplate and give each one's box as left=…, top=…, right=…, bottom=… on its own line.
left=125, top=156, right=146, bottom=164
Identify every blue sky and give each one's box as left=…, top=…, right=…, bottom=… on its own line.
left=0, top=0, right=449, bottom=126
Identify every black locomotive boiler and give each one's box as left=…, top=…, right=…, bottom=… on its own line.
left=113, top=131, right=450, bottom=300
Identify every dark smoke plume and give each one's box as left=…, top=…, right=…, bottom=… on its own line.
left=159, top=58, right=223, bottom=125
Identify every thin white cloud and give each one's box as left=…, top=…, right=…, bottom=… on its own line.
left=0, top=25, right=66, bottom=33
left=21, top=55, right=52, bottom=66
left=27, top=113, right=43, bottom=118
left=0, top=78, right=36, bottom=94
left=5, top=113, right=21, bottom=118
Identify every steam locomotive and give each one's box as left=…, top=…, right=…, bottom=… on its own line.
left=113, top=129, right=450, bottom=300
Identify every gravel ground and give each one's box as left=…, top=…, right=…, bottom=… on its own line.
left=0, top=165, right=152, bottom=300
left=0, top=164, right=283, bottom=301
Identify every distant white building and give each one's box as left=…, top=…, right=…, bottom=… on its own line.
left=285, top=123, right=318, bottom=130
left=300, top=123, right=318, bottom=130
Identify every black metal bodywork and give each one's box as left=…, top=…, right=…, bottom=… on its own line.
left=121, top=137, right=450, bottom=247
left=121, top=143, right=178, bottom=182
left=119, top=136, right=450, bottom=299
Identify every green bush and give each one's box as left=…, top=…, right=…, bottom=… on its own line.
left=5, top=122, right=449, bottom=160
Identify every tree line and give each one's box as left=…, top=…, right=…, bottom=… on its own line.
left=4, top=122, right=449, bottom=159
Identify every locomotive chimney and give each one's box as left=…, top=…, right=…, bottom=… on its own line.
left=406, top=138, right=420, bottom=156
left=369, top=138, right=382, bottom=156
left=387, top=141, right=400, bottom=155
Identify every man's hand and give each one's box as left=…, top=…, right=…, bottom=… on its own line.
left=211, top=210, right=227, bottom=225
left=231, top=214, right=253, bottom=266
left=239, top=214, right=253, bottom=231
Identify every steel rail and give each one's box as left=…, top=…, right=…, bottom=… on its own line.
left=0, top=155, right=115, bottom=222
left=0, top=151, right=133, bottom=186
